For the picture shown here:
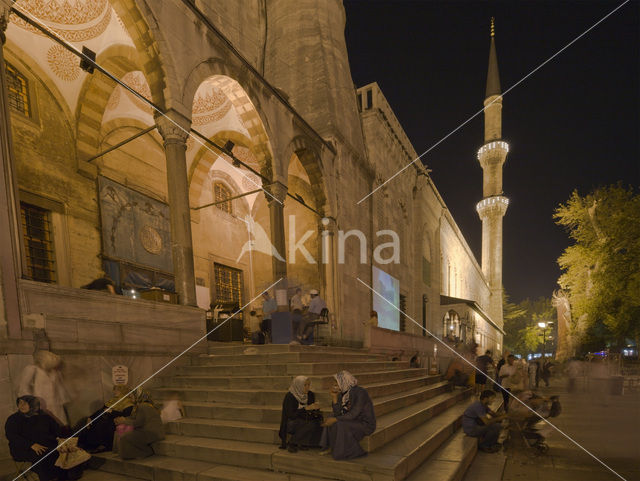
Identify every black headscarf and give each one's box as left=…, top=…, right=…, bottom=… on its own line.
left=16, top=395, right=41, bottom=417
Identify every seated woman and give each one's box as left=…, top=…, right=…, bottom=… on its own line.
left=79, top=385, right=133, bottom=453
left=5, top=396, right=67, bottom=481
left=278, top=376, right=323, bottom=452
left=113, top=389, right=164, bottom=459
left=320, top=371, right=376, bottom=460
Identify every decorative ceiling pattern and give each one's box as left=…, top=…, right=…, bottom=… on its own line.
left=46, top=44, right=80, bottom=81
left=192, top=80, right=233, bottom=127
left=12, top=0, right=112, bottom=42
left=102, top=70, right=154, bottom=127
left=8, top=0, right=135, bottom=114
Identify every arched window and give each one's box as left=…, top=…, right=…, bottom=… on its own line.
left=213, top=182, right=232, bottom=215
left=443, top=310, right=460, bottom=341
left=6, top=62, right=30, bottom=117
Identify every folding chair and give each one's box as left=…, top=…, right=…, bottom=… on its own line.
left=313, top=308, right=330, bottom=345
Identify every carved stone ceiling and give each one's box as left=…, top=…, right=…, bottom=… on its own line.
left=7, top=0, right=135, bottom=114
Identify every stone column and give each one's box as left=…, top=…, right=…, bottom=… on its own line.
left=155, top=111, right=197, bottom=306
left=265, top=181, right=288, bottom=283
left=320, top=216, right=338, bottom=341
left=320, top=217, right=337, bottom=307
left=0, top=4, right=24, bottom=339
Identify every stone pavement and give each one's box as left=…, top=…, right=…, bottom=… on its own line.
left=464, top=377, right=640, bottom=481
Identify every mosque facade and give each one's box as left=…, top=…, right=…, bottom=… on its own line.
left=0, top=0, right=508, bottom=470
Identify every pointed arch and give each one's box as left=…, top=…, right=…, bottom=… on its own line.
left=181, top=60, right=276, bottom=179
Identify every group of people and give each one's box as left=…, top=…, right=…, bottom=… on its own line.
left=254, top=288, right=327, bottom=344
left=5, top=387, right=165, bottom=480
left=279, top=370, right=376, bottom=460
left=457, top=347, right=558, bottom=453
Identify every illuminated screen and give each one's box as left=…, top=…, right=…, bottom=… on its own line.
left=372, top=266, right=400, bottom=331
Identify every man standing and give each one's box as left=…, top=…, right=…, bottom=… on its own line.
left=498, top=354, right=518, bottom=412
left=461, top=390, right=506, bottom=452
left=261, top=291, right=277, bottom=342
left=475, top=350, right=494, bottom=395
left=528, top=359, right=539, bottom=390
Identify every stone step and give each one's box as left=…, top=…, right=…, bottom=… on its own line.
left=159, top=367, right=428, bottom=390
left=204, top=343, right=373, bottom=356
left=173, top=360, right=409, bottom=377
left=161, top=381, right=452, bottom=444
left=170, top=380, right=453, bottom=425
left=166, top=417, right=280, bottom=444
left=405, top=430, right=477, bottom=481
left=271, top=392, right=473, bottom=481
left=192, top=351, right=384, bottom=366
left=153, top=372, right=439, bottom=405
left=92, top=452, right=335, bottom=481
left=362, top=388, right=469, bottom=452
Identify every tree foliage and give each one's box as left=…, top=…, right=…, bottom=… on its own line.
left=554, top=185, right=640, bottom=348
left=503, top=294, right=555, bottom=356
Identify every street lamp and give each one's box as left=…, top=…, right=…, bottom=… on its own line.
left=538, top=322, right=547, bottom=358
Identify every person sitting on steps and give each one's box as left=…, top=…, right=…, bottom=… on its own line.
left=297, top=289, right=326, bottom=342
left=461, top=390, right=507, bottom=453
left=278, top=376, right=323, bottom=452
left=320, top=370, right=376, bottom=460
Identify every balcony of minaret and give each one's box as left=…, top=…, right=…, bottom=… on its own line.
left=476, top=195, right=509, bottom=219
left=477, top=140, right=509, bottom=196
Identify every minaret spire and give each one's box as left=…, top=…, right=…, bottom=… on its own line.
left=476, top=17, right=509, bottom=330
left=485, top=17, right=502, bottom=100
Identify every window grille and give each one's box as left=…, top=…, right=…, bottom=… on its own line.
left=20, top=202, right=56, bottom=283
left=214, top=263, right=243, bottom=305
left=6, top=62, right=30, bottom=116
left=213, top=183, right=232, bottom=214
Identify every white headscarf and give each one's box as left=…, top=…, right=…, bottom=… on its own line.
left=288, top=376, right=308, bottom=405
left=334, top=370, right=358, bottom=410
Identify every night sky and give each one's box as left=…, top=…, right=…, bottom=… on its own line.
left=344, top=0, right=639, bottom=302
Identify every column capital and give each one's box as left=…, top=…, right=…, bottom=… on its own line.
left=319, top=216, right=337, bottom=234
left=155, top=110, right=191, bottom=145
left=265, top=181, right=287, bottom=204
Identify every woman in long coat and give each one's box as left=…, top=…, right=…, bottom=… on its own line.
left=320, top=371, right=376, bottom=460
left=5, top=395, right=65, bottom=481
left=113, top=389, right=164, bottom=459
left=79, top=385, right=134, bottom=453
left=278, top=376, right=323, bottom=452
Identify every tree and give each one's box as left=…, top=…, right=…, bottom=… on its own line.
left=554, top=185, right=640, bottom=350
left=503, top=294, right=555, bottom=356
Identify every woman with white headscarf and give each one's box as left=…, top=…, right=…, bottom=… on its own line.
left=278, top=376, right=322, bottom=452
left=320, top=370, right=376, bottom=460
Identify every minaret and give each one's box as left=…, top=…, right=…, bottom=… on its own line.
left=476, top=18, right=509, bottom=328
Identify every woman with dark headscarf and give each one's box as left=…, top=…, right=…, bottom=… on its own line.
left=78, top=385, right=134, bottom=453
left=320, top=370, right=376, bottom=460
left=278, top=376, right=322, bottom=452
left=113, top=389, right=164, bottom=459
left=4, top=395, right=64, bottom=480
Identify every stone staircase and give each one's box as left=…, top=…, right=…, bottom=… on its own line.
left=92, top=344, right=476, bottom=481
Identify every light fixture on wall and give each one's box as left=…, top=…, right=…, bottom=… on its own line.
left=224, top=140, right=235, bottom=155
left=79, top=46, right=96, bottom=74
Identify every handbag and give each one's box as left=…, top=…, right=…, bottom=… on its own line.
left=302, top=409, right=323, bottom=423
left=54, top=438, right=91, bottom=469
left=115, top=423, right=134, bottom=437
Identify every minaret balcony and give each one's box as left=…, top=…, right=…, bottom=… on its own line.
left=477, top=140, right=509, bottom=160
left=476, top=195, right=509, bottom=217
